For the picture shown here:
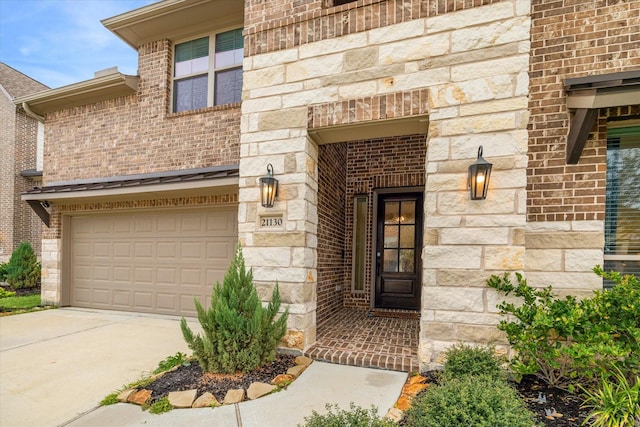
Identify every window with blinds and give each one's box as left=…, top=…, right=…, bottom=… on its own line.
left=604, top=125, right=640, bottom=288
left=173, top=28, right=243, bottom=113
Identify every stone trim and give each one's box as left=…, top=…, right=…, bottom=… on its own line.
left=308, top=89, right=429, bottom=129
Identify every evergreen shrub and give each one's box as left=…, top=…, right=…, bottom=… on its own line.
left=180, top=246, right=288, bottom=374
left=4, top=242, right=40, bottom=290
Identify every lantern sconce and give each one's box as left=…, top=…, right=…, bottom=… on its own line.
left=259, top=163, right=278, bottom=208
left=468, top=146, right=492, bottom=200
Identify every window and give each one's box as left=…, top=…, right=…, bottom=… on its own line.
left=173, top=28, right=243, bottom=113
left=604, top=124, right=640, bottom=288
left=352, top=196, right=367, bottom=292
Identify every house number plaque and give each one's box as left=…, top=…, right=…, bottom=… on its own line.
left=260, top=215, right=283, bottom=228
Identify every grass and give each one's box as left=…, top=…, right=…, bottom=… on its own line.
left=0, top=293, right=50, bottom=315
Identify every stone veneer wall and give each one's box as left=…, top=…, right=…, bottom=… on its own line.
left=526, top=0, right=640, bottom=297
left=42, top=40, right=241, bottom=184
left=240, top=0, right=531, bottom=362
left=40, top=193, right=238, bottom=306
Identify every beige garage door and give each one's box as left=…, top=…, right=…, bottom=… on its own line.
left=69, top=207, right=237, bottom=317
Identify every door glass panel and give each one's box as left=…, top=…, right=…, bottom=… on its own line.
left=399, top=249, right=414, bottom=272
left=400, top=225, right=415, bottom=247
left=384, top=225, right=398, bottom=248
left=383, top=249, right=398, bottom=272
left=384, top=202, right=400, bottom=224
left=400, top=201, right=415, bottom=224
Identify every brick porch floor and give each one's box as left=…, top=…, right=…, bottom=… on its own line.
left=304, top=308, right=420, bottom=372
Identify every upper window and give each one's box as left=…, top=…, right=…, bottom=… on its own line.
left=173, top=28, right=243, bottom=113
left=604, top=124, right=640, bottom=287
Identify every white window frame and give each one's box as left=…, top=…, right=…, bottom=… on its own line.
left=172, top=26, right=243, bottom=113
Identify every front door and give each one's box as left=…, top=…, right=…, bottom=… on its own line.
left=375, top=193, right=423, bottom=310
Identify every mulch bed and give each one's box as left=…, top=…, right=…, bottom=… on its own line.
left=515, top=375, right=588, bottom=427
left=145, top=354, right=297, bottom=403
left=144, top=358, right=588, bottom=426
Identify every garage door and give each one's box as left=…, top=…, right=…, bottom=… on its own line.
left=69, top=207, right=237, bottom=317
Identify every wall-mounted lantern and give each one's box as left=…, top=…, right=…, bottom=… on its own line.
left=259, top=163, right=278, bottom=208
left=468, top=146, right=492, bottom=200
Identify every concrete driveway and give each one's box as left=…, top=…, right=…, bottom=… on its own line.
left=0, top=308, right=200, bottom=427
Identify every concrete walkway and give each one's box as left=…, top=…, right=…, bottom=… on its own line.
left=0, top=308, right=407, bottom=427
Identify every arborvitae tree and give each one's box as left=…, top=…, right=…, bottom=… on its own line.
left=180, top=246, right=288, bottom=374
left=5, top=242, right=40, bottom=290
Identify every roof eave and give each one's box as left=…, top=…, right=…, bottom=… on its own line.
left=13, top=73, right=139, bottom=115
left=102, top=0, right=243, bottom=49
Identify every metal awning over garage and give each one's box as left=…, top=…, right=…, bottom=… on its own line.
left=22, top=165, right=239, bottom=227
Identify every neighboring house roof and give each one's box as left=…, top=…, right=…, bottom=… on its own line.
left=0, top=62, right=49, bottom=99
left=102, top=0, right=243, bottom=49
left=13, top=68, right=138, bottom=116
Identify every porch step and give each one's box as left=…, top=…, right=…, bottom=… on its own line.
left=369, top=308, right=420, bottom=320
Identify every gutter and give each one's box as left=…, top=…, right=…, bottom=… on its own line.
left=22, top=102, right=45, bottom=123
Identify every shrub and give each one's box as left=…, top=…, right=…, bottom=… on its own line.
left=580, top=368, right=640, bottom=427
left=148, top=397, right=173, bottom=414
left=301, top=403, right=395, bottom=427
left=0, top=262, right=8, bottom=281
left=180, top=246, right=288, bottom=374
left=4, top=242, right=40, bottom=290
left=443, top=343, right=504, bottom=381
left=487, top=269, right=640, bottom=391
left=404, top=374, right=536, bottom=427
left=153, top=352, right=190, bottom=374
left=0, top=288, right=16, bottom=298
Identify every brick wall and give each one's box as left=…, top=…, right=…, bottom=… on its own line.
left=244, top=0, right=502, bottom=56
left=316, top=135, right=427, bottom=324
left=344, top=135, right=427, bottom=310
left=0, top=94, right=41, bottom=261
left=0, top=92, right=15, bottom=261
left=13, top=111, right=42, bottom=257
left=43, top=39, right=241, bottom=184
left=528, top=0, right=640, bottom=222
left=317, top=142, right=347, bottom=326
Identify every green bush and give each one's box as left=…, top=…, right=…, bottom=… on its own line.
left=581, top=368, right=640, bottom=427
left=148, top=397, right=173, bottom=414
left=404, top=374, right=536, bottom=427
left=0, top=262, right=8, bottom=281
left=4, top=242, right=40, bottom=290
left=443, top=343, right=504, bottom=381
left=153, top=352, right=190, bottom=374
left=180, top=246, right=288, bottom=374
left=301, top=403, right=395, bottom=427
left=487, top=268, right=640, bottom=391
left=0, top=288, right=16, bottom=298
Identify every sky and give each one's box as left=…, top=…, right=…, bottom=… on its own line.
left=0, top=0, right=158, bottom=89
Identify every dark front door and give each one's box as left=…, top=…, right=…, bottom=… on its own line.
left=375, top=193, right=423, bottom=310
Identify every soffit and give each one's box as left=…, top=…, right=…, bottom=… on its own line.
left=102, top=0, right=244, bottom=49
left=308, top=116, right=429, bottom=145
left=13, top=72, right=139, bottom=116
